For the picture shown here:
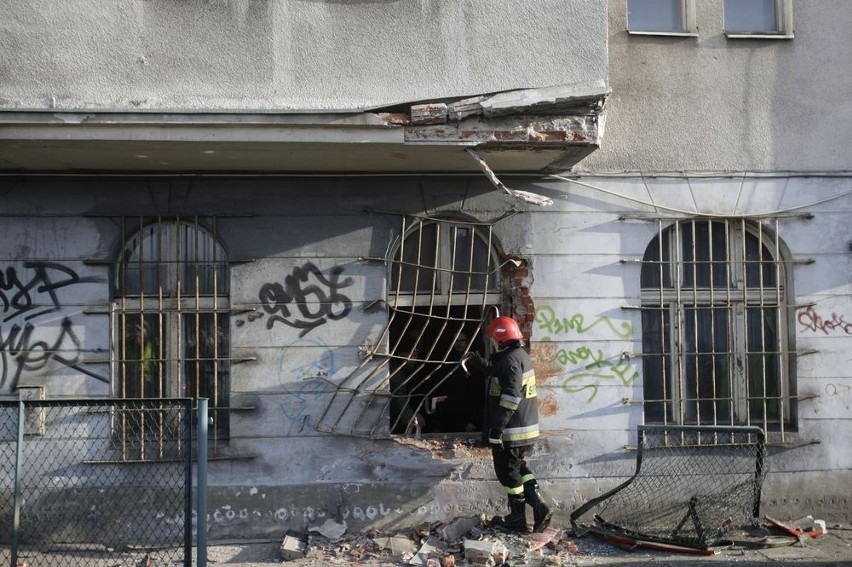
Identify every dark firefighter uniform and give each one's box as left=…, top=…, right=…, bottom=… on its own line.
left=487, top=340, right=540, bottom=488
left=486, top=339, right=551, bottom=532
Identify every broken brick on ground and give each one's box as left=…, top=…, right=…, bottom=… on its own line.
left=281, top=515, right=580, bottom=565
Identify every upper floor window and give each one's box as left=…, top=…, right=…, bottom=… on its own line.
left=724, top=0, right=793, bottom=38
left=627, top=0, right=697, bottom=35
left=640, top=219, right=795, bottom=435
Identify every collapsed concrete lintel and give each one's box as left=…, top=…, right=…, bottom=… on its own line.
left=0, top=83, right=608, bottom=173
left=399, top=81, right=610, bottom=123
left=405, top=115, right=602, bottom=146
left=400, top=83, right=609, bottom=169
left=479, top=80, right=610, bottom=117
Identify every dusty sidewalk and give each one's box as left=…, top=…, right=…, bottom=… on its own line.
left=199, top=517, right=852, bottom=567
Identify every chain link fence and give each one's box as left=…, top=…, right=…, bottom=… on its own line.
left=1, top=399, right=196, bottom=566
left=571, top=425, right=767, bottom=551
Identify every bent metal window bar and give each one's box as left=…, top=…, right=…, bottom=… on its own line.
left=315, top=213, right=512, bottom=438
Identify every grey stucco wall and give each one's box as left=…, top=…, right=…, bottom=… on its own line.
left=582, top=0, right=852, bottom=173
left=0, top=0, right=607, bottom=111
left=2, top=174, right=850, bottom=538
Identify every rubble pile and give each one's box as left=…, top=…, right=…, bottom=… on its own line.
left=282, top=516, right=583, bottom=566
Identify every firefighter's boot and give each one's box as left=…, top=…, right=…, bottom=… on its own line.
left=524, top=480, right=553, bottom=532
left=491, top=495, right=528, bottom=533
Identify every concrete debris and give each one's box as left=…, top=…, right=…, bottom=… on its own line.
left=308, top=518, right=348, bottom=540
left=410, top=536, right=446, bottom=566
left=280, top=534, right=307, bottom=561
left=440, top=516, right=480, bottom=542
left=525, top=527, right=560, bottom=554
left=276, top=515, right=583, bottom=566
left=374, top=535, right=419, bottom=556
left=462, top=538, right=507, bottom=566
left=448, top=96, right=486, bottom=121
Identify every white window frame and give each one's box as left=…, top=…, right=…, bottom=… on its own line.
left=627, top=0, right=698, bottom=36
left=724, top=0, right=794, bottom=39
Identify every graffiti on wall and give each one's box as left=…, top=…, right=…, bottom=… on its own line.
left=1, top=262, right=98, bottom=322
left=195, top=498, right=507, bottom=530
left=259, top=262, right=354, bottom=338
left=825, top=383, right=851, bottom=410
left=532, top=306, right=636, bottom=403
left=535, top=305, right=632, bottom=340
left=278, top=337, right=336, bottom=382
left=0, top=262, right=106, bottom=390
left=797, top=306, right=852, bottom=335
left=276, top=337, right=336, bottom=435
left=201, top=501, right=398, bottom=526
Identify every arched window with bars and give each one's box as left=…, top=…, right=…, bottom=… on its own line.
left=640, top=218, right=796, bottom=436
left=114, top=217, right=231, bottom=441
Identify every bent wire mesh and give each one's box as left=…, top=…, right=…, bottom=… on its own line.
left=570, top=425, right=767, bottom=550
left=315, top=213, right=513, bottom=438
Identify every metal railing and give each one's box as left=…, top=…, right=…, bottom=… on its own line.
left=1, top=398, right=200, bottom=567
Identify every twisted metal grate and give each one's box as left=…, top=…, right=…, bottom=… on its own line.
left=1, top=399, right=193, bottom=566
left=571, top=425, right=767, bottom=550
left=315, top=213, right=509, bottom=438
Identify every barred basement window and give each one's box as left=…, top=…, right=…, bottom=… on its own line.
left=640, top=219, right=795, bottom=434
left=114, top=217, right=231, bottom=444
left=315, top=214, right=515, bottom=438
left=387, top=216, right=503, bottom=435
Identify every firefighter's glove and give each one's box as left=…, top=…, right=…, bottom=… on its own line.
left=488, top=429, right=504, bottom=449
left=462, top=352, right=492, bottom=376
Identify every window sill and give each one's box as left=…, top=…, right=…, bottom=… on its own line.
left=627, top=30, right=698, bottom=38
left=84, top=452, right=258, bottom=464
left=725, top=32, right=794, bottom=40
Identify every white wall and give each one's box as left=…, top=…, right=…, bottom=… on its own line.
left=0, top=0, right=607, bottom=111
left=583, top=0, right=852, bottom=172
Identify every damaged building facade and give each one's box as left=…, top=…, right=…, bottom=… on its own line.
left=0, top=0, right=850, bottom=541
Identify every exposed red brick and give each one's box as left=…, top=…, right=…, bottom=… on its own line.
left=375, top=112, right=410, bottom=125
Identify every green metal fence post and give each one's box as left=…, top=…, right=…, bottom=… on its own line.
left=197, top=399, right=208, bottom=567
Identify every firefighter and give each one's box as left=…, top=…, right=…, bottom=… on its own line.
left=485, top=316, right=552, bottom=533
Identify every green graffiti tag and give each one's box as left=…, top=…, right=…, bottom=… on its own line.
left=535, top=306, right=632, bottom=339
left=532, top=337, right=638, bottom=403
left=532, top=307, right=636, bottom=403
left=557, top=346, right=637, bottom=402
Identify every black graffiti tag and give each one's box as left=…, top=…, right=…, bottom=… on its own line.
left=1, top=261, right=101, bottom=323
left=0, top=317, right=106, bottom=390
left=259, top=263, right=354, bottom=337
left=0, top=262, right=108, bottom=390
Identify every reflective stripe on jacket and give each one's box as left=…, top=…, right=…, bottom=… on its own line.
left=487, top=342, right=539, bottom=448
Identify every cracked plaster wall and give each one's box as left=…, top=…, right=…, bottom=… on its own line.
left=2, top=173, right=851, bottom=539
left=0, top=0, right=607, bottom=112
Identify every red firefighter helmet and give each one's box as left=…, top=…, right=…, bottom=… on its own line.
left=486, top=316, right=523, bottom=345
